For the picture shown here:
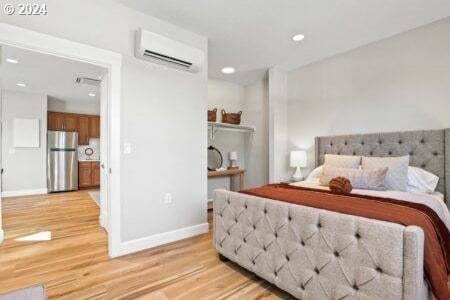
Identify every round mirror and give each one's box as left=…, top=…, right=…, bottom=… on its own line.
left=84, top=147, right=94, bottom=159
left=207, top=146, right=223, bottom=171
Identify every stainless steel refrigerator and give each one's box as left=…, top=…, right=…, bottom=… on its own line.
left=47, top=131, right=78, bottom=192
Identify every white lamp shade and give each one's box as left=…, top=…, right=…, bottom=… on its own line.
left=290, top=150, right=307, bottom=168
left=229, top=151, right=238, bottom=160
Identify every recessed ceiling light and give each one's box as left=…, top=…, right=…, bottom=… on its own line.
left=221, top=67, right=235, bottom=74
left=292, top=34, right=305, bottom=42
left=6, top=58, right=18, bottom=64
left=88, top=93, right=96, bottom=97
left=16, top=83, right=26, bottom=87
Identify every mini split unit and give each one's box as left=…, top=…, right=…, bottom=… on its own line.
left=135, top=28, right=204, bottom=73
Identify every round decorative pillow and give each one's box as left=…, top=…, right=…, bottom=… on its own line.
left=329, top=177, right=353, bottom=193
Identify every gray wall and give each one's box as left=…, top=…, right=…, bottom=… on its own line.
left=1, top=90, right=47, bottom=193
left=207, top=78, right=269, bottom=198
left=1, top=0, right=207, bottom=242
left=207, top=79, right=246, bottom=199
left=286, top=17, right=450, bottom=176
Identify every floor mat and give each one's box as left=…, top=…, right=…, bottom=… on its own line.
left=0, top=285, right=45, bottom=300
left=88, top=190, right=100, bottom=206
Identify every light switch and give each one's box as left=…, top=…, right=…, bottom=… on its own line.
left=9, top=148, right=15, bottom=154
left=164, top=193, right=172, bottom=204
left=123, top=143, right=132, bottom=154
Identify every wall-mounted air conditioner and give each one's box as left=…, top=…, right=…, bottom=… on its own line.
left=135, top=28, right=204, bottom=73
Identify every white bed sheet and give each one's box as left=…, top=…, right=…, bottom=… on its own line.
left=290, top=179, right=450, bottom=230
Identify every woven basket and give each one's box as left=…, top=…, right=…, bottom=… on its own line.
left=208, top=108, right=217, bottom=122
left=221, top=109, right=242, bottom=125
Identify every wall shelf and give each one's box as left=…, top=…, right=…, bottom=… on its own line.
left=208, top=122, right=255, bottom=139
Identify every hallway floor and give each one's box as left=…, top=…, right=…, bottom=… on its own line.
left=0, top=191, right=292, bottom=299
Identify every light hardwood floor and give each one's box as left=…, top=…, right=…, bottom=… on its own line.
left=0, top=191, right=292, bottom=299
left=0, top=191, right=448, bottom=299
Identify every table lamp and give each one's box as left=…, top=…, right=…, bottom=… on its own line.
left=228, top=151, right=238, bottom=169
left=290, top=150, right=307, bottom=181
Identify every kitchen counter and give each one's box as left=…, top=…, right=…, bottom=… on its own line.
left=79, top=159, right=100, bottom=162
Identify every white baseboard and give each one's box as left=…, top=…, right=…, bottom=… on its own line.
left=115, top=223, right=209, bottom=257
left=0, top=228, right=4, bottom=243
left=99, top=212, right=108, bottom=232
left=2, top=188, right=48, bottom=198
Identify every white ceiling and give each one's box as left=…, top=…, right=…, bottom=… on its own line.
left=0, top=45, right=106, bottom=104
left=116, top=0, right=450, bottom=85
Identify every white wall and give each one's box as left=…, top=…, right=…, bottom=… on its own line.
left=286, top=17, right=450, bottom=176
left=1, top=90, right=47, bottom=195
left=268, top=68, right=289, bottom=183
left=1, top=0, right=208, bottom=243
left=48, top=97, right=100, bottom=115
left=208, top=79, right=246, bottom=114
left=244, top=79, right=269, bottom=188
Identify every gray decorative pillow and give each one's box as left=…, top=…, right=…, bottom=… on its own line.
left=324, top=154, right=361, bottom=169
left=361, top=156, right=410, bottom=191
left=320, top=166, right=388, bottom=191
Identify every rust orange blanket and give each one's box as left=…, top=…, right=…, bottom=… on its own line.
left=240, top=184, right=450, bottom=300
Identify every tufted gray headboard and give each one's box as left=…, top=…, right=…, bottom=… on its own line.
left=315, top=129, right=450, bottom=208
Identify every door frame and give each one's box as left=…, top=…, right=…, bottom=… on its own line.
left=0, top=23, right=122, bottom=257
left=99, top=71, right=109, bottom=230
left=0, top=89, right=2, bottom=243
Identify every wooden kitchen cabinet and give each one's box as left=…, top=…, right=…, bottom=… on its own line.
left=91, top=162, right=101, bottom=186
left=48, top=112, right=100, bottom=145
left=48, top=112, right=65, bottom=131
left=78, top=161, right=100, bottom=189
left=89, top=116, right=100, bottom=138
left=79, top=162, right=92, bottom=188
left=48, top=112, right=78, bottom=132
left=64, top=115, right=79, bottom=132
left=78, top=116, right=90, bottom=145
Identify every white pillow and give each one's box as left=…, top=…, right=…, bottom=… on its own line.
left=362, top=156, right=409, bottom=191
left=407, top=166, right=439, bottom=194
left=324, top=154, right=361, bottom=169
left=306, top=166, right=323, bottom=182
left=308, top=163, right=439, bottom=194
left=319, top=166, right=388, bottom=190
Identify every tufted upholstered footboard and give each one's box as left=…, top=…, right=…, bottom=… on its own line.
left=213, top=189, right=433, bottom=300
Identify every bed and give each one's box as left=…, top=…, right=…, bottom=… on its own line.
left=213, top=129, right=450, bottom=300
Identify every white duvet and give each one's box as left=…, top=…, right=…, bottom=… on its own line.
left=290, top=179, right=450, bottom=230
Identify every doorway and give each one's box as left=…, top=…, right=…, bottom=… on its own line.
left=0, top=23, right=122, bottom=257
left=0, top=44, right=107, bottom=246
